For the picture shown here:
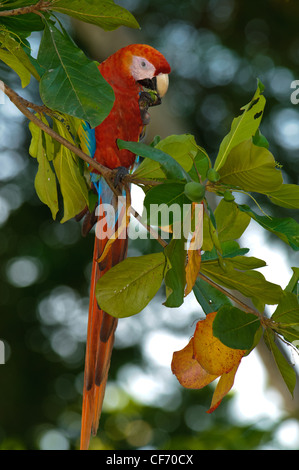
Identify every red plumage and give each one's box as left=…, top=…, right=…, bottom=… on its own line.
left=94, top=44, right=171, bottom=169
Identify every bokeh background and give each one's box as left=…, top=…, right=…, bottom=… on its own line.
left=0, top=0, right=299, bottom=450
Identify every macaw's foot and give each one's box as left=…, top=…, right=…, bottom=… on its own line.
left=114, top=166, right=129, bottom=187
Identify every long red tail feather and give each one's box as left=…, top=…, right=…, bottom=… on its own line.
left=80, top=198, right=128, bottom=450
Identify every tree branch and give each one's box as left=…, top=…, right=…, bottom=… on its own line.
left=17, top=96, right=53, bottom=115
left=197, top=272, right=263, bottom=318
left=0, top=0, right=51, bottom=17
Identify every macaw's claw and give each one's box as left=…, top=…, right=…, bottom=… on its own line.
left=114, top=166, right=129, bottom=187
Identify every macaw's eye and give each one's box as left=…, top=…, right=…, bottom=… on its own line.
left=141, top=60, right=147, bottom=68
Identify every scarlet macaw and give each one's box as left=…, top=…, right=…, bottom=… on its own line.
left=78, top=44, right=171, bottom=450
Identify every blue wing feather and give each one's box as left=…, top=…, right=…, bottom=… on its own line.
left=78, top=121, right=116, bottom=222
left=77, top=121, right=130, bottom=230
left=78, top=121, right=103, bottom=196
left=78, top=121, right=96, bottom=158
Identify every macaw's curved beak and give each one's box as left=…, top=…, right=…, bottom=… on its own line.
left=156, top=73, right=169, bottom=98
left=138, top=73, right=169, bottom=99
left=137, top=72, right=170, bottom=126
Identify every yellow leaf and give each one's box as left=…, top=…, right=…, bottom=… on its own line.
left=184, top=202, right=203, bottom=296
left=172, top=311, right=247, bottom=413
left=171, top=338, right=218, bottom=389
left=184, top=248, right=201, bottom=296
left=207, top=364, right=239, bottom=413
left=193, top=311, right=245, bottom=376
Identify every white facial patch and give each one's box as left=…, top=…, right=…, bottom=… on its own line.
left=130, top=55, right=156, bottom=81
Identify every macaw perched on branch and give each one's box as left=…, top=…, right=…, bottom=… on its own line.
left=77, top=44, right=171, bottom=450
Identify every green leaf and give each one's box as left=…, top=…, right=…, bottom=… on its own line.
left=285, top=267, right=299, bottom=298
left=264, top=328, right=296, bottom=396
left=202, top=204, right=223, bottom=257
left=200, top=258, right=283, bottom=308
left=50, top=0, right=140, bottom=31
left=96, top=252, right=166, bottom=318
left=202, top=201, right=251, bottom=261
left=0, top=46, right=30, bottom=87
left=38, top=23, right=114, bottom=128
left=143, top=182, right=186, bottom=207
left=0, top=1, right=34, bottom=6
left=238, top=204, right=299, bottom=251
left=155, top=134, right=199, bottom=173
left=252, top=129, right=269, bottom=149
left=0, top=14, right=44, bottom=37
left=0, top=0, right=37, bottom=5
left=143, top=182, right=189, bottom=226
left=133, top=156, right=165, bottom=181
left=202, top=240, right=266, bottom=271
left=214, top=83, right=266, bottom=171
left=164, top=237, right=186, bottom=308
left=188, top=147, right=211, bottom=182
left=118, top=140, right=191, bottom=181
left=202, top=210, right=214, bottom=252
left=214, top=200, right=251, bottom=242
left=133, top=134, right=201, bottom=181
left=267, top=184, right=299, bottom=209
left=53, top=120, right=89, bottom=223
left=218, top=139, right=283, bottom=193
left=257, top=78, right=265, bottom=92
left=193, top=277, right=232, bottom=314
left=134, top=162, right=165, bottom=181
left=0, top=31, right=40, bottom=85
left=272, top=291, right=299, bottom=324
left=226, top=255, right=266, bottom=271
left=271, top=291, right=299, bottom=344
left=29, top=119, right=58, bottom=219
left=213, top=306, right=261, bottom=350
left=201, top=240, right=249, bottom=262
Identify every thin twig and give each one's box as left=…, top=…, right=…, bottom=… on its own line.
left=197, top=272, right=262, bottom=318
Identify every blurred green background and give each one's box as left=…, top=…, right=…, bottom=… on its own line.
left=0, top=0, right=299, bottom=450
